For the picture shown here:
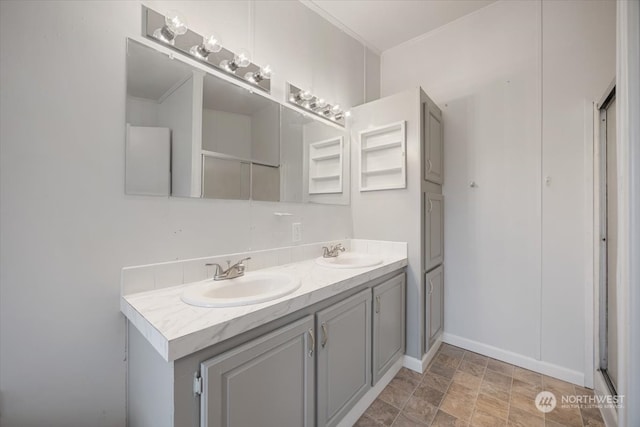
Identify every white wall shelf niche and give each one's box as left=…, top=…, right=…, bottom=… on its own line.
left=359, top=121, right=406, bottom=192
left=308, top=136, right=343, bottom=194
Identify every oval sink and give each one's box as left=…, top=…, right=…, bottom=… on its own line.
left=315, top=253, right=383, bottom=269
left=181, top=272, right=301, bottom=308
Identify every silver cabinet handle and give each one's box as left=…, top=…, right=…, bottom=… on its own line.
left=308, top=328, right=315, bottom=357
left=428, top=199, right=433, bottom=213
left=375, top=295, right=381, bottom=313
left=427, top=159, right=433, bottom=173
left=429, top=279, right=434, bottom=295
left=321, top=322, right=328, bottom=348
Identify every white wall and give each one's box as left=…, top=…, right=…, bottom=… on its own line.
left=381, top=0, right=614, bottom=382
left=0, top=1, right=377, bottom=425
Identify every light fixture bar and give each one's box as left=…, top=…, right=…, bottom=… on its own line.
left=142, top=6, right=271, bottom=93
left=286, top=83, right=348, bottom=127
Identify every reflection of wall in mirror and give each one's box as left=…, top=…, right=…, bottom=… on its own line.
left=279, top=108, right=304, bottom=204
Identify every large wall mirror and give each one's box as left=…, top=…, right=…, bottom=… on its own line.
left=125, top=39, right=349, bottom=205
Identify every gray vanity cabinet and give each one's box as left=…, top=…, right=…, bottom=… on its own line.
left=316, top=289, right=372, bottom=427
left=199, top=316, right=315, bottom=427
left=372, top=273, right=406, bottom=384
left=426, top=265, right=444, bottom=347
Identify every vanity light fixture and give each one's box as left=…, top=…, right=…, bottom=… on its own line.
left=152, top=10, right=188, bottom=45
left=286, top=83, right=348, bottom=126
left=244, top=65, right=272, bottom=83
left=189, top=34, right=222, bottom=59
left=143, top=6, right=272, bottom=93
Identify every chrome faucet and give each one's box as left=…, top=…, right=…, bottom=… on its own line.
left=322, top=244, right=345, bottom=258
left=206, top=257, right=251, bottom=281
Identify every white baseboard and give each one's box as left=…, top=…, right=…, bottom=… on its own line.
left=442, top=333, right=585, bottom=386
left=336, top=357, right=404, bottom=427
left=594, top=371, right=618, bottom=427
left=403, top=336, right=442, bottom=373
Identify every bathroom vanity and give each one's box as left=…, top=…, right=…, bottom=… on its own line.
left=121, top=240, right=407, bottom=427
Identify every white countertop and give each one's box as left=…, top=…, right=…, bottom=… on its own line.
left=121, top=253, right=407, bottom=362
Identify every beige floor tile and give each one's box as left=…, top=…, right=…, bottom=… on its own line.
left=421, top=372, right=451, bottom=393
left=448, top=382, right=478, bottom=398
left=458, top=360, right=486, bottom=378
left=542, top=375, right=576, bottom=396
left=440, top=344, right=466, bottom=359
left=487, top=358, right=515, bottom=377
left=440, top=388, right=477, bottom=422
left=355, top=414, right=384, bottom=427
left=364, top=398, right=401, bottom=427
left=431, top=409, right=468, bottom=427
left=436, top=353, right=464, bottom=369
left=509, top=391, right=540, bottom=416
left=507, top=406, right=543, bottom=427
left=475, top=393, right=509, bottom=420
left=452, top=370, right=483, bottom=391
left=484, top=370, right=512, bottom=389
left=401, top=396, right=438, bottom=425
left=429, top=361, right=457, bottom=380
left=463, top=351, right=489, bottom=367
left=544, top=405, right=583, bottom=427
left=470, top=407, right=507, bottom=427
left=574, top=386, right=595, bottom=396
left=479, top=380, right=511, bottom=402
left=379, top=383, right=412, bottom=409
left=389, top=368, right=423, bottom=394
left=511, top=378, right=542, bottom=400
left=513, top=367, right=543, bottom=386
left=412, top=383, right=445, bottom=407
left=581, top=406, right=605, bottom=426
left=392, top=412, right=427, bottom=426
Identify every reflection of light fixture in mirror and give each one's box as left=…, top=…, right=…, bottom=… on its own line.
left=244, top=65, right=272, bottom=83
left=189, top=34, right=222, bottom=59
left=153, top=10, right=188, bottom=45
left=220, top=49, right=252, bottom=73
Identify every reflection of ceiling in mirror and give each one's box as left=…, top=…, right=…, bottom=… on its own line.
left=126, top=41, right=194, bottom=101
left=202, top=74, right=275, bottom=116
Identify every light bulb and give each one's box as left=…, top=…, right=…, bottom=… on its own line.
left=316, top=98, right=327, bottom=108
left=300, top=91, right=313, bottom=101
left=203, top=34, right=222, bottom=53
left=331, top=104, right=342, bottom=115
left=153, top=10, right=188, bottom=45
left=344, top=111, right=351, bottom=117
left=244, top=71, right=256, bottom=83
left=260, top=65, right=272, bottom=80
left=302, top=101, right=311, bottom=109
left=234, top=49, right=251, bottom=68
left=220, top=59, right=236, bottom=72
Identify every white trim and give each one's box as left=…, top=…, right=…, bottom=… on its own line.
left=403, top=336, right=442, bottom=373
left=442, top=333, right=585, bottom=386
left=335, top=357, right=403, bottom=427
left=299, top=0, right=381, bottom=55
left=594, top=370, right=618, bottom=427
left=583, top=99, right=595, bottom=389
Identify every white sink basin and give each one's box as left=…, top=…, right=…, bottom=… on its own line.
left=181, top=272, right=301, bottom=308
left=315, top=253, right=383, bottom=269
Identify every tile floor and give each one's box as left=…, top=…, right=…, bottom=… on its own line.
left=356, top=344, right=605, bottom=427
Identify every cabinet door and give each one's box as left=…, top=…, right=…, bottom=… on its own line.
left=425, top=192, right=444, bottom=270
left=426, top=265, right=444, bottom=346
left=316, top=289, right=371, bottom=427
left=372, top=273, right=406, bottom=384
left=424, top=101, right=443, bottom=184
left=200, top=316, right=315, bottom=427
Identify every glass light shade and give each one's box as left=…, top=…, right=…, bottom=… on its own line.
left=244, top=72, right=256, bottom=83
left=165, top=11, right=188, bottom=35
left=260, top=65, right=272, bottom=80
left=316, top=98, right=327, bottom=108
left=220, top=59, right=234, bottom=72
left=203, top=34, right=222, bottom=53
left=300, top=91, right=313, bottom=101
left=234, top=49, right=251, bottom=68
left=331, top=104, right=342, bottom=115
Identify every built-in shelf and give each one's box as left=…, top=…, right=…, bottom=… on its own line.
left=362, top=167, right=403, bottom=176
left=308, top=137, right=343, bottom=194
left=361, top=141, right=403, bottom=153
left=311, top=153, right=341, bottom=161
left=359, top=121, right=406, bottom=192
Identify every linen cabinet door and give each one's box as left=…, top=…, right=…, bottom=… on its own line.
left=425, top=192, right=444, bottom=270
left=316, top=289, right=372, bottom=427
left=372, top=273, right=406, bottom=384
left=426, top=265, right=444, bottom=346
left=423, top=101, right=443, bottom=184
left=200, top=316, right=315, bottom=427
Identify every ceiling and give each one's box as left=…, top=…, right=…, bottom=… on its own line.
left=306, top=0, right=496, bottom=53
